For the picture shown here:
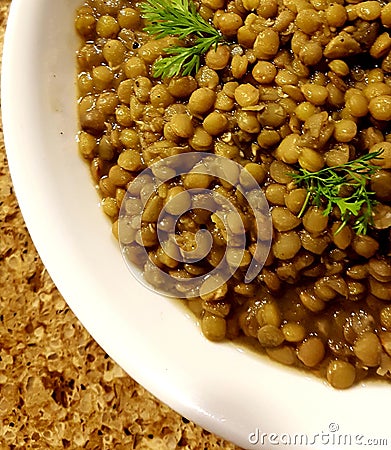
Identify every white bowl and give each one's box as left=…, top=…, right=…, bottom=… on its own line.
left=2, top=1, right=391, bottom=448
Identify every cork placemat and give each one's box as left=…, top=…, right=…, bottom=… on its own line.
left=0, top=1, right=242, bottom=448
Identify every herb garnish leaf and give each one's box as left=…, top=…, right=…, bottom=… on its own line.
left=140, top=0, right=223, bottom=78
left=291, top=150, right=383, bottom=235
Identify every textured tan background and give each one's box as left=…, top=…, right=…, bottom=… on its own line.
left=0, top=1, right=242, bottom=448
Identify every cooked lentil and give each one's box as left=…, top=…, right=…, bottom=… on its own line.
left=76, top=0, right=391, bottom=389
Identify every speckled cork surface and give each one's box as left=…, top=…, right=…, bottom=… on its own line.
left=0, top=1, right=242, bottom=448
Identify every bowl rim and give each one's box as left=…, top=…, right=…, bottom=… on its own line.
left=2, top=1, right=391, bottom=449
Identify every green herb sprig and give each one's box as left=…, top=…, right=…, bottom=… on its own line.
left=291, top=150, right=383, bottom=235
left=140, top=0, right=223, bottom=78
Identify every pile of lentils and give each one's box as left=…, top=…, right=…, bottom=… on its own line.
left=75, top=0, right=391, bottom=388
